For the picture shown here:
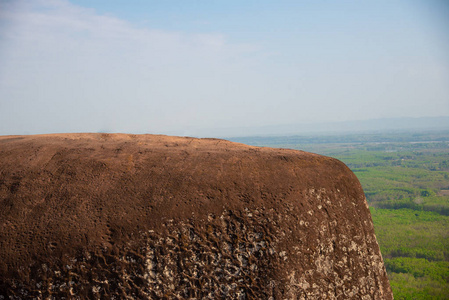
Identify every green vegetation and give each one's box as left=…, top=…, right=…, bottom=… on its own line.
left=371, top=209, right=449, bottom=299
left=231, top=130, right=449, bottom=299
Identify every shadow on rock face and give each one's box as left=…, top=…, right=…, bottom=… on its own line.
left=0, top=133, right=393, bottom=299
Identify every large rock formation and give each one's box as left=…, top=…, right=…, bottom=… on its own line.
left=0, top=133, right=392, bottom=299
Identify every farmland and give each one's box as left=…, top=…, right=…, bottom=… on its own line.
left=230, top=130, right=449, bottom=299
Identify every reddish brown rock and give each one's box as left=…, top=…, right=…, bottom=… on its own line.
left=0, top=133, right=392, bottom=299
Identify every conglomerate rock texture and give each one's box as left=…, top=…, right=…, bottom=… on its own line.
left=0, top=133, right=393, bottom=299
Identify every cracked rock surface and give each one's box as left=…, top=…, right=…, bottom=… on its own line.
left=0, top=133, right=393, bottom=299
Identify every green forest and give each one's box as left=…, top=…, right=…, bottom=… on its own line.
left=231, top=130, right=449, bottom=299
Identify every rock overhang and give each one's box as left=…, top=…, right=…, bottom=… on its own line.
left=0, top=133, right=393, bottom=299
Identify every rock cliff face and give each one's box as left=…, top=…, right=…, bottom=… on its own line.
left=0, top=133, right=392, bottom=299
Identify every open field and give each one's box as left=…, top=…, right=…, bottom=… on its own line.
left=230, top=130, right=449, bottom=299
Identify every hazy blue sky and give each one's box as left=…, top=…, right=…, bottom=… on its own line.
left=0, top=0, right=448, bottom=136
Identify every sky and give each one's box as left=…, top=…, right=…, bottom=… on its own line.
left=0, top=0, right=448, bottom=137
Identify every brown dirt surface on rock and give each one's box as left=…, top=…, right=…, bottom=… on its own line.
left=0, top=133, right=392, bottom=299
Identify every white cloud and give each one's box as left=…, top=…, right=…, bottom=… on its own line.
left=0, top=0, right=263, bottom=135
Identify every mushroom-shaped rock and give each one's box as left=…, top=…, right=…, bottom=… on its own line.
left=0, top=133, right=393, bottom=299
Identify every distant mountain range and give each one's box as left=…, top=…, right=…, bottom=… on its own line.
left=173, top=117, right=449, bottom=138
